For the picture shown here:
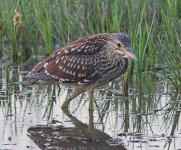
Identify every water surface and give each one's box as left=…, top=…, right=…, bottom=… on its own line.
left=0, top=65, right=180, bottom=150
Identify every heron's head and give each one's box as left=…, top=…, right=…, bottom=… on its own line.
left=107, top=33, right=137, bottom=61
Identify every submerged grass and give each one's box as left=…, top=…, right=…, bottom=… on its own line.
left=0, top=0, right=180, bottom=90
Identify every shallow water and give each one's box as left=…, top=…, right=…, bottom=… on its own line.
left=0, top=65, right=181, bottom=150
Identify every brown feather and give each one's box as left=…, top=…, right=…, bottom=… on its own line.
left=25, top=34, right=109, bottom=84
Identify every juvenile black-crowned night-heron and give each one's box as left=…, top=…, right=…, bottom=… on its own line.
left=25, top=33, right=137, bottom=109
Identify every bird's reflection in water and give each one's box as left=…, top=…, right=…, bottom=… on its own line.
left=27, top=106, right=126, bottom=150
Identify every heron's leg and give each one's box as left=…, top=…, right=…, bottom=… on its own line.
left=88, top=101, right=95, bottom=135
left=87, top=87, right=94, bottom=110
left=61, top=85, right=86, bottom=109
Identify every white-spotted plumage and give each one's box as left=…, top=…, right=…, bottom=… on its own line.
left=25, top=33, right=134, bottom=87
left=63, top=60, right=66, bottom=64
left=59, top=66, right=63, bottom=70
left=45, top=70, right=49, bottom=75
left=64, top=49, right=69, bottom=54
left=56, top=59, right=59, bottom=64
left=44, top=62, right=48, bottom=68
left=70, top=64, right=73, bottom=68
left=71, top=48, right=75, bottom=51
left=67, top=63, right=70, bottom=67
left=63, top=68, right=66, bottom=73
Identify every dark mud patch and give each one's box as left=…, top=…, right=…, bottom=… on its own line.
left=27, top=124, right=126, bottom=150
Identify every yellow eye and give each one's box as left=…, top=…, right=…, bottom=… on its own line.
left=117, top=43, right=123, bottom=48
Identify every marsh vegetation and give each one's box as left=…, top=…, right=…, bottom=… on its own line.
left=0, top=0, right=180, bottom=149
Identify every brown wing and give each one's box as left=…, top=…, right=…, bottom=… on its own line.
left=25, top=56, right=58, bottom=84
left=25, top=33, right=108, bottom=84
left=45, top=54, right=100, bottom=84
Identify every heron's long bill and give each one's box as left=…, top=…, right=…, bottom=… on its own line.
left=125, top=47, right=137, bottom=61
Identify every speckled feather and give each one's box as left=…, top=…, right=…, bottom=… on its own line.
left=25, top=33, right=132, bottom=86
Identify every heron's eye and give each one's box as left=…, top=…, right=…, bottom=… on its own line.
left=117, top=43, right=123, bottom=48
